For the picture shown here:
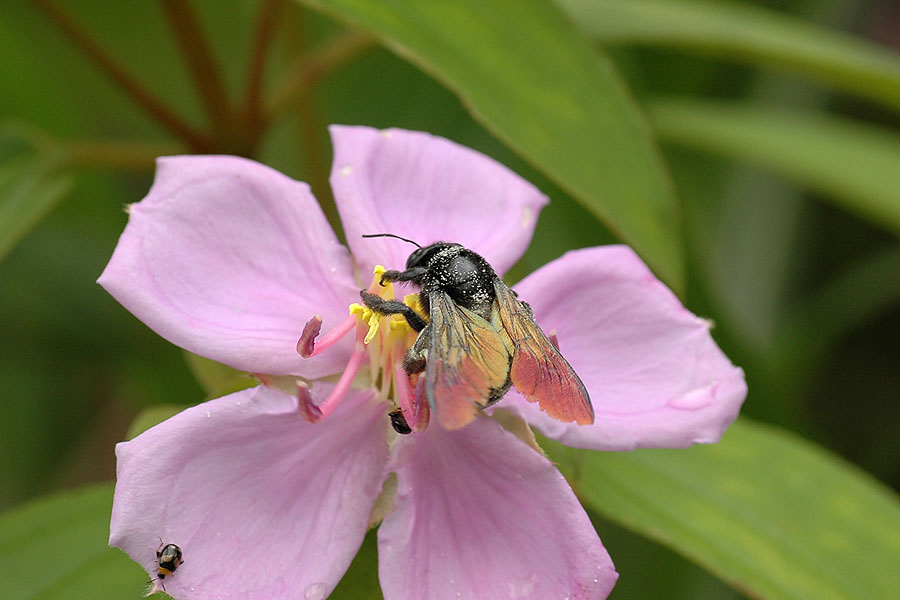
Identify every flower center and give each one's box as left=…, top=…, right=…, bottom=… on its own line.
left=295, top=266, right=429, bottom=430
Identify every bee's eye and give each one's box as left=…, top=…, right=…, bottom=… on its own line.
left=406, top=248, right=428, bottom=269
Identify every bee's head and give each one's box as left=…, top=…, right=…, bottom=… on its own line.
left=406, top=242, right=461, bottom=269
left=360, top=233, right=462, bottom=270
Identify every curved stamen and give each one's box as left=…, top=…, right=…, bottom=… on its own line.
left=298, top=326, right=368, bottom=423
left=393, top=362, right=414, bottom=425
left=297, top=313, right=356, bottom=358
left=296, top=266, right=427, bottom=427
left=296, top=381, right=319, bottom=422
left=411, top=376, right=430, bottom=431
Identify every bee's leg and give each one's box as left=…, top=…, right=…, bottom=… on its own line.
left=402, top=326, right=430, bottom=375
left=379, top=267, right=428, bottom=286
left=360, top=291, right=427, bottom=332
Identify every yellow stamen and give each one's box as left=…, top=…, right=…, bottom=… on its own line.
left=349, top=302, right=381, bottom=344
left=353, top=269, right=427, bottom=345
left=342, top=268, right=428, bottom=403
left=370, top=264, right=393, bottom=298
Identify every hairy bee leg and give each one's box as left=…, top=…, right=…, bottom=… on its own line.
left=402, top=325, right=430, bottom=375
left=403, top=351, right=426, bottom=375
left=379, top=267, right=428, bottom=286
left=360, top=290, right=427, bottom=332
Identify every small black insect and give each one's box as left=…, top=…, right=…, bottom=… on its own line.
left=361, top=233, right=594, bottom=430
left=389, top=409, right=412, bottom=434
left=153, top=540, right=184, bottom=591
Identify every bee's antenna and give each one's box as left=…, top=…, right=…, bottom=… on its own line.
left=362, top=233, right=422, bottom=248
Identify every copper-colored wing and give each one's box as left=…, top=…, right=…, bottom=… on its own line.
left=426, top=290, right=514, bottom=430
left=494, top=281, right=594, bottom=425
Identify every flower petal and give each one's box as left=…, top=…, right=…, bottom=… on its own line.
left=110, top=385, right=389, bottom=600
left=329, top=125, right=546, bottom=276
left=499, top=246, right=746, bottom=450
left=378, top=416, right=616, bottom=599
left=99, top=155, right=358, bottom=378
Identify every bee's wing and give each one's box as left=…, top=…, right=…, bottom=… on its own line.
left=426, top=290, right=514, bottom=429
left=494, top=281, right=594, bottom=425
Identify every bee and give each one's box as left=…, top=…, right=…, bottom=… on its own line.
left=153, top=540, right=183, bottom=591
left=361, top=234, right=594, bottom=430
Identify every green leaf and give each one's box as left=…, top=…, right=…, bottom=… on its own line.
left=0, top=484, right=150, bottom=600
left=0, top=124, right=73, bottom=261
left=126, top=404, right=189, bottom=440
left=785, top=245, right=900, bottom=351
left=330, top=528, right=382, bottom=599
left=298, top=0, right=684, bottom=290
left=183, top=351, right=257, bottom=399
left=557, top=0, right=900, bottom=113
left=550, top=419, right=900, bottom=600
left=647, top=98, right=900, bottom=237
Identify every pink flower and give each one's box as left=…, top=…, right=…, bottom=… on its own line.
left=100, top=126, right=746, bottom=599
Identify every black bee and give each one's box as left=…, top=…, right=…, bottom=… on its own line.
left=361, top=234, right=594, bottom=430
left=153, top=540, right=183, bottom=591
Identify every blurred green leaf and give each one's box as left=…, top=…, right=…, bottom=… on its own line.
left=0, top=483, right=148, bottom=600
left=183, top=351, right=257, bottom=400
left=648, top=99, right=900, bottom=237
left=551, top=418, right=900, bottom=600
left=126, top=404, right=188, bottom=440
left=558, top=0, right=900, bottom=113
left=330, top=529, right=382, bottom=599
left=0, top=125, right=72, bottom=261
left=299, top=0, right=684, bottom=290
left=786, top=244, right=900, bottom=350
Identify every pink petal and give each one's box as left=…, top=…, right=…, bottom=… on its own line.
left=98, top=155, right=358, bottom=379
left=499, top=246, right=746, bottom=450
left=110, top=385, right=390, bottom=600
left=378, top=416, right=617, bottom=599
left=329, top=126, right=546, bottom=276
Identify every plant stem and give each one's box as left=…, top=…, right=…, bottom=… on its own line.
left=265, top=29, right=375, bottom=123
left=160, top=0, right=235, bottom=144
left=64, top=140, right=182, bottom=171
left=33, top=0, right=210, bottom=152
left=243, top=0, right=286, bottom=147
left=280, top=4, right=342, bottom=240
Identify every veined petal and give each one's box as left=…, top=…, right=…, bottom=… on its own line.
left=378, top=416, right=616, bottom=599
left=110, top=385, right=389, bottom=600
left=329, top=126, right=546, bottom=276
left=99, top=155, right=357, bottom=379
left=501, top=246, right=746, bottom=451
